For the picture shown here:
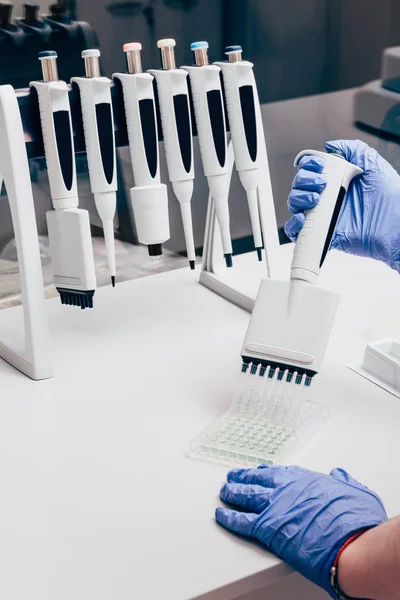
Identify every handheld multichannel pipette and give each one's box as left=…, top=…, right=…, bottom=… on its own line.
left=114, top=42, right=170, bottom=258
left=71, top=49, right=118, bottom=287
left=148, top=38, right=196, bottom=270
left=215, top=45, right=264, bottom=261
left=31, top=51, right=96, bottom=309
left=241, top=150, right=363, bottom=387
left=287, top=150, right=363, bottom=314
left=182, top=41, right=233, bottom=268
left=190, top=150, right=363, bottom=467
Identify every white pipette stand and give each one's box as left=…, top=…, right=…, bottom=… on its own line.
left=0, top=43, right=279, bottom=380
left=0, top=85, right=53, bottom=380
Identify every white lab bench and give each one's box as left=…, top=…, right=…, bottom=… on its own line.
left=1, top=244, right=400, bottom=600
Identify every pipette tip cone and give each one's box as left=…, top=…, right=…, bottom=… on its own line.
left=256, top=248, right=263, bottom=261
left=224, top=253, right=233, bottom=268
left=189, top=260, right=196, bottom=270
left=111, top=276, right=116, bottom=288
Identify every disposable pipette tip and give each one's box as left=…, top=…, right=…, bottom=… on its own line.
left=111, top=276, right=116, bottom=288
left=256, top=247, right=263, bottom=261
left=224, top=253, right=233, bottom=268
left=189, top=260, right=196, bottom=270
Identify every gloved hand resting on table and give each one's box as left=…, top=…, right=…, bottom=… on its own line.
left=285, top=139, right=400, bottom=273
left=215, top=465, right=387, bottom=598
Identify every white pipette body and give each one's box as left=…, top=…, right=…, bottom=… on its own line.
left=183, top=41, right=233, bottom=267
left=149, top=38, right=196, bottom=269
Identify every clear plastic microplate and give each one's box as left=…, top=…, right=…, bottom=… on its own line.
left=189, top=364, right=329, bottom=467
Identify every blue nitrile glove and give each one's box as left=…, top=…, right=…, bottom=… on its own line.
left=285, top=140, right=400, bottom=273
left=216, top=465, right=387, bottom=598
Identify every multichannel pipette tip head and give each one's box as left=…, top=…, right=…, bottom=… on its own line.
left=242, top=360, right=314, bottom=387
left=189, top=260, right=196, bottom=271
left=225, top=45, right=243, bottom=62
left=148, top=243, right=163, bottom=258
left=57, top=288, right=95, bottom=310
left=224, top=253, right=233, bottom=268
left=256, top=248, right=263, bottom=262
left=38, top=50, right=59, bottom=82
left=123, top=41, right=143, bottom=73
left=111, top=276, right=116, bottom=288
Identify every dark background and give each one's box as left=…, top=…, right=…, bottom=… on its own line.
left=13, top=0, right=400, bottom=102
left=76, top=0, right=400, bottom=101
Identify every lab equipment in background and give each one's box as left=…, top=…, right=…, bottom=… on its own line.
left=0, top=84, right=52, bottom=380
left=191, top=150, right=362, bottom=466
left=113, top=42, right=170, bottom=258
left=71, top=48, right=117, bottom=287
left=148, top=38, right=196, bottom=270
left=349, top=339, right=400, bottom=399
left=0, top=1, right=97, bottom=89
left=215, top=45, right=264, bottom=261
left=31, top=51, right=96, bottom=309
left=354, top=46, right=400, bottom=138
left=182, top=41, right=233, bottom=268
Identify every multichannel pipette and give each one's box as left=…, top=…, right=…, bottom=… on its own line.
left=189, top=150, right=362, bottom=466
left=215, top=45, right=264, bottom=261
left=71, top=49, right=118, bottom=287
left=114, top=42, right=170, bottom=258
left=31, top=51, right=96, bottom=309
left=240, top=150, right=363, bottom=390
left=148, top=38, right=196, bottom=270
left=287, top=150, right=363, bottom=314
left=182, top=41, right=233, bottom=268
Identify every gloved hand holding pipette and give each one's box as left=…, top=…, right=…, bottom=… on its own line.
left=285, top=140, right=400, bottom=273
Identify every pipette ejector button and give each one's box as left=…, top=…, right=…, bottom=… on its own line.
left=191, top=40, right=210, bottom=66
left=158, top=38, right=177, bottom=70
left=225, top=45, right=243, bottom=63
left=82, top=48, right=101, bottom=78
left=38, top=50, right=58, bottom=82
left=123, top=41, right=143, bottom=74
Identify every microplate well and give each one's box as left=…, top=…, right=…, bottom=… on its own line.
left=189, top=364, right=329, bottom=467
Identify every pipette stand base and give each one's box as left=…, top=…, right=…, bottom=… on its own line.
left=0, top=85, right=52, bottom=380
left=200, top=139, right=280, bottom=313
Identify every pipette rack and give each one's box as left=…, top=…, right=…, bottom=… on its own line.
left=0, top=69, right=280, bottom=379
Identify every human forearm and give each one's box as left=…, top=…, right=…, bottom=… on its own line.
left=339, top=517, right=400, bottom=600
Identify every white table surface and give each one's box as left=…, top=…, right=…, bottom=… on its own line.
left=1, top=246, right=400, bottom=600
